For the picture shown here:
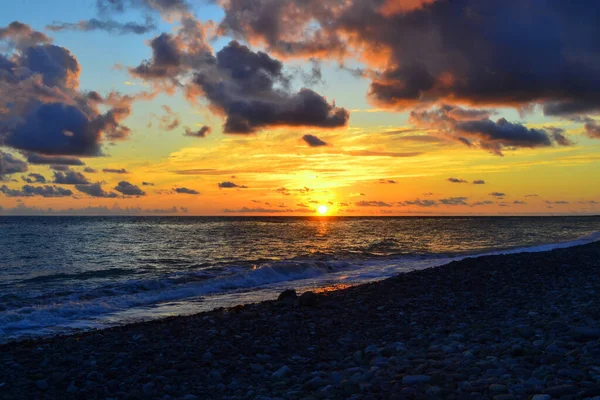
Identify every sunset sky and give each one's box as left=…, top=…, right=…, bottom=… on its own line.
left=0, top=0, right=599, bottom=215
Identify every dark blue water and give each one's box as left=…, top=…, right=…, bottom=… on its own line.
left=0, top=216, right=598, bottom=342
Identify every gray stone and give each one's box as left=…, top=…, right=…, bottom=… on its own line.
left=531, top=395, right=551, bottom=400
left=35, top=380, right=48, bottom=390
left=277, top=289, right=297, bottom=304
left=543, top=385, right=579, bottom=397
left=402, top=375, right=431, bottom=385
left=298, top=291, right=318, bottom=307
left=272, top=366, right=292, bottom=379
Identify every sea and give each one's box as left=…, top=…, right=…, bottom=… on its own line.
left=0, top=216, right=598, bottom=343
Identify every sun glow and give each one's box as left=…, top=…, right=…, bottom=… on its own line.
left=317, top=205, right=328, bottom=215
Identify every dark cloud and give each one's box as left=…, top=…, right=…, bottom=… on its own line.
left=0, top=151, right=28, bottom=176
left=410, top=105, right=569, bottom=155
left=96, top=0, right=190, bottom=17
left=0, top=22, right=152, bottom=156
left=131, top=26, right=349, bottom=133
left=83, top=167, right=98, bottom=173
left=447, top=177, right=467, bottom=184
left=378, top=179, right=396, bottom=184
left=546, top=200, right=569, bottom=205
left=439, top=197, right=468, bottom=206
left=184, top=125, right=211, bottom=138
left=75, top=183, right=118, bottom=198
left=173, top=187, right=199, bottom=194
left=0, top=184, right=72, bottom=197
left=218, top=1, right=600, bottom=118
left=471, top=200, right=494, bottom=207
left=584, top=121, right=600, bottom=139
left=142, top=181, right=155, bottom=186
left=53, top=170, right=90, bottom=185
left=302, top=134, right=328, bottom=147
left=102, top=168, right=128, bottom=174
left=546, top=127, right=574, bottom=147
left=27, top=153, right=84, bottom=165
left=514, top=200, right=527, bottom=205
left=114, top=181, right=145, bottom=196
left=472, top=180, right=485, bottom=185
left=50, top=165, right=71, bottom=171
left=149, top=105, right=180, bottom=131
left=22, top=173, right=46, bottom=184
left=356, top=200, right=392, bottom=207
left=399, top=199, right=437, bottom=207
left=489, top=192, right=506, bottom=198
left=46, top=17, right=156, bottom=35
left=218, top=181, right=248, bottom=189
left=0, top=21, right=51, bottom=49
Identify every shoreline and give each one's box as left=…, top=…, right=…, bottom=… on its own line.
left=2, top=241, right=600, bottom=399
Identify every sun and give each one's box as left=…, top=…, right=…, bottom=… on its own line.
left=317, top=205, right=328, bottom=215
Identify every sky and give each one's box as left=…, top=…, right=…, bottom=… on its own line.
left=0, top=0, right=599, bottom=216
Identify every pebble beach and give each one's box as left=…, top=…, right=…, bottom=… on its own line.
left=1, top=241, right=600, bottom=400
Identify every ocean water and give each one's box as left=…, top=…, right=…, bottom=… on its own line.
left=0, top=216, right=598, bottom=343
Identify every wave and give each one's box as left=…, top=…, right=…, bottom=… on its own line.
left=0, top=260, right=346, bottom=338
left=1, top=231, right=598, bottom=342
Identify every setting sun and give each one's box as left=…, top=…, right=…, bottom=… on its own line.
left=317, top=205, right=328, bottom=215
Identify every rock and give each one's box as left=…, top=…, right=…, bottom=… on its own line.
left=571, top=327, right=600, bottom=340
left=249, top=363, right=264, bottom=373
left=531, top=395, right=551, bottom=400
left=272, top=366, right=292, bottom=379
left=277, top=289, right=297, bottom=304
left=297, top=291, right=318, bottom=307
left=402, top=375, right=431, bottom=385
left=35, top=379, right=49, bottom=390
left=66, top=381, right=78, bottom=393
left=543, top=384, right=579, bottom=397
left=142, top=382, right=154, bottom=395
left=489, top=384, right=507, bottom=394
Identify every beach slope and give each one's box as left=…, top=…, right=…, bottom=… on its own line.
left=1, top=242, right=600, bottom=399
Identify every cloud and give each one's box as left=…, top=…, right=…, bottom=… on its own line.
left=439, top=197, right=468, bottom=206
left=0, top=151, right=28, bottom=177
left=0, top=184, right=72, bottom=197
left=302, top=134, right=328, bottom=147
left=378, top=179, right=396, bottom=184
left=27, top=153, right=84, bottom=165
left=584, top=121, right=600, bottom=139
left=0, top=21, right=51, bottom=49
left=173, top=187, right=199, bottom=194
left=218, top=181, right=248, bottom=189
left=53, top=170, right=90, bottom=185
left=142, top=181, right=155, bottom=186
left=46, top=18, right=156, bottom=35
left=22, top=173, right=46, bottom=184
left=356, top=200, right=392, bottom=207
left=0, top=203, right=186, bottom=215
left=130, top=22, right=349, bottom=133
left=345, top=150, right=422, bottom=158
left=96, top=0, right=190, bottom=17
left=546, top=200, right=569, bottom=205
left=410, top=105, right=569, bottom=155
left=0, top=22, right=152, bottom=156
left=513, top=200, right=527, bottom=205
left=471, top=200, right=494, bottom=207
left=218, top=1, right=600, bottom=120
left=184, top=125, right=211, bottom=138
left=447, top=177, right=467, bottom=184
left=149, top=105, right=180, bottom=131
left=398, top=199, right=437, bottom=207
left=114, top=181, right=145, bottom=196
left=472, top=180, right=485, bottom=185
left=84, top=167, right=97, bottom=173
left=75, top=183, right=118, bottom=198
left=50, top=165, right=71, bottom=171
left=489, top=192, right=506, bottom=198
left=102, top=168, right=128, bottom=174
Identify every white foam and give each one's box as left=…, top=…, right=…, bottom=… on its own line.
left=1, top=232, right=598, bottom=342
